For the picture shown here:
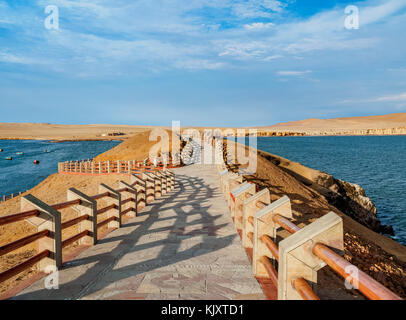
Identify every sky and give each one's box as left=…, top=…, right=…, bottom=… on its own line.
left=0, top=0, right=406, bottom=127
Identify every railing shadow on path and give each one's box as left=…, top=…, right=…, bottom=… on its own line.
left=14, top=171, right=239, bottom=300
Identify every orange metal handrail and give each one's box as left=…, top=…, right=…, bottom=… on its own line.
left=61, top=215, right=89, bottom=230
left=91, top=192, right=111, bottom=200
left=62, top=231, right=89, bottom=248
left=122, top=207, right=135, bottom=215
left=245, top=194, right=401, bottom=300
left=52, top=199, right=81, bottom=210
left=248, top=216, right=254, bottom=226
left=313, top=243, right=402, bottom=300
left=267, top=210, right=401, bottom=300
left=0, top=230, right=49, bottom=257
left=293, top=278, right=320, bottom=300
left=261, top=235, right=279, bottom=262
left=273, top=214, right=301, bottom=234
left=96, top=204, right=118, bottom=215
left=0, top=250, right=50, bottom=283
left=97, top=216, right=118, bottom=229
left=0, top=209, right=40, bottom=227
left=121, top=198, right=135, bottom=205
left=259, top=255, right=278, bottom=287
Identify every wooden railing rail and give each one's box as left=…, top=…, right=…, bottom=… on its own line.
left=0, top=250, right=50, bottom=284
left=58, top=156, right=181, bottom=175
left=0, top=230, right=50, bottom=257
left=0, top=168, right=175, bottom=292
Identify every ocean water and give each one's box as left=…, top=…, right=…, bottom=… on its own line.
left=0, top=140, right=121, bottom=198
left=239, top=136, right=406, bottom=245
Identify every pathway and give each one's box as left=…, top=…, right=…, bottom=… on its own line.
left=13, top=164, right=265, bottom=300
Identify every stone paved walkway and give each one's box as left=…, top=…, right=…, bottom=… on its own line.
left=13, top=164, right=265, bottom=300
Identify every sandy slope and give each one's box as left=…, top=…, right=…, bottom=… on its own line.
left=94, top=129, right=180, bottom=162
left=0, top=123, right=158, bottom=141
left=257, top=113, right=406, bottom=135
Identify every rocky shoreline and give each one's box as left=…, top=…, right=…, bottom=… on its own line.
left=256, top=149, right=395, bottom=237
left=315, top=175, right=394, bottom=236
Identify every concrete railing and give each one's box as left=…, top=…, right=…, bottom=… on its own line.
left=1, top=191, right=28, bottom=203
left=216, top=144, right=402, bottom=300
left=58, top=157, right=181, bottom=175
left=0, top=169, right=175, bottom=292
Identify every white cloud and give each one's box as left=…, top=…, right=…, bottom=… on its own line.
left=244, top=22, right=275, bottom=30
left=263, top=55, right=283, bottom=61
left=232, top=0, right=285, bottom=18
left=0, top=52, right=37, bottom=65
left=277, top=70, right=312, bottom=76
left=174, top=59, right=226, bottom=70
left=373, top=92, right=406, bottom=102
left=217, top=40, right=270, bottom=59
left=2, top=0, right=406, bottom=76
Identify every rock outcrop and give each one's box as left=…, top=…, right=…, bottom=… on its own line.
left=256, top=149, right=395, bottom=236
left=318, top=177, right=395, bottom=235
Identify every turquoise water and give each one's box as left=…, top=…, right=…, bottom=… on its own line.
left=0, top=140, right=121, bottom=198
left=239, top=136, right=406, bottom=245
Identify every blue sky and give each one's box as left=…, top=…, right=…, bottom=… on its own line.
left=0, top=0, right=406, bottom=126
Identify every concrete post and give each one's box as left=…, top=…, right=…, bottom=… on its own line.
left=22, top=195, right=62, bottom=271
left=107, top=161, right=110, bottom=174
left=156, top=171, right=167, bottom=195
left=230, top=182, right=256, bottom=231
left=143, top=172, right=161, bottom=200
left=161, top=171, right=172, bottom=192
left=253, top=196, right=292, bottom=277
left=130, top=174, right=146, bottom=209
left=67, top=188, right=98, bottom=245
left=99, top=183, right=121, bottom=228
left=117, top=160, right=120, bottom=173
left=119, top=181, right=137, bottom=218
left=278, top=212, right=343, bottom=300
left=127, top=161, right=131, bottom=174
left=242, top=188, right=270, bottom=249
left=164, top=170, right=175, bottom=190
left=224, top=173, right=243, bottom=211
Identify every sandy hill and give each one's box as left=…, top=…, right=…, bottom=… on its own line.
left=94, top=129, right=180, bottom=161
left=259, top=113, right=406, bottom=133
left=0, top=123, right=157, bottom=141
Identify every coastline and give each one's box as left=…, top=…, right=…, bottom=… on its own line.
left=0, top=137, right=127, bottom=142
left=224, top=141, right=406, bottom=296
left=0, top=131, right=405, bottom=298
left=1, top=134, right=404, bottom=241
